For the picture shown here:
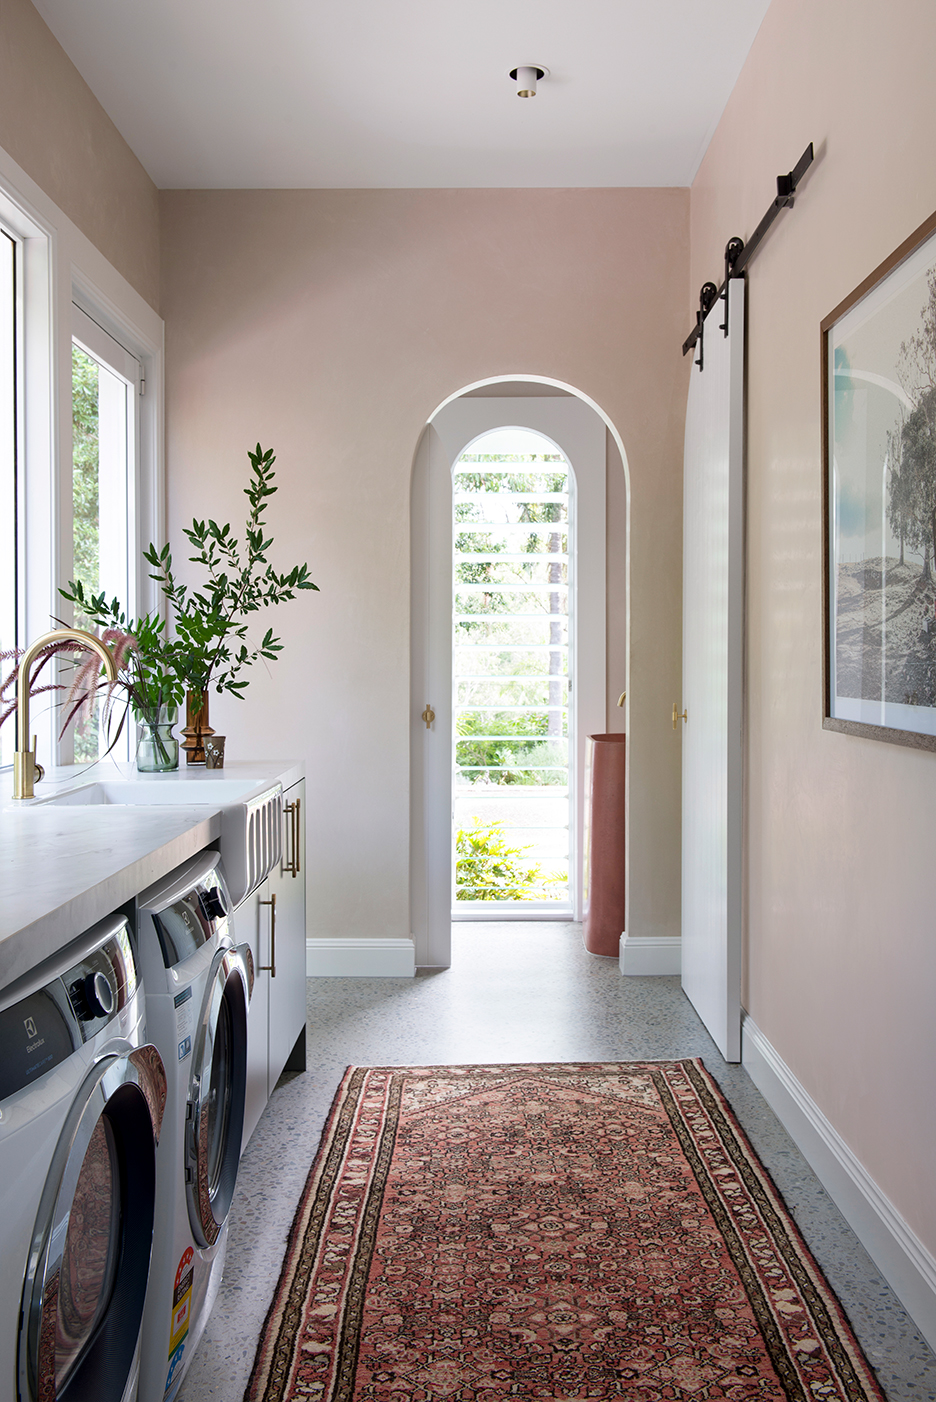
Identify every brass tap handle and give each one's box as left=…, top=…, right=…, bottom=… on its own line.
left=421, top=704, right=435, bottom=730
left=673, top=703, right=688, bottom=730
left=32, top=738, right=44, bottom=785
left=12, top=628, right=117, bottom=799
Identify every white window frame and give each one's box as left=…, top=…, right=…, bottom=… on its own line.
left=0, top=225, right=23, bottom=775
left=69, top=276, right=164, bottom=624
left=0, top=177, right=55, bottom=773
left=0, top=144, right=164, bottom=778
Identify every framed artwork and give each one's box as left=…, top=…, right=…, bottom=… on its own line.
left=822, top=208, right=936, bottom=750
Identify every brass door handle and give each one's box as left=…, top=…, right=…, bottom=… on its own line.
left=421, top=704, right=435, bottom=730
left=673, top=704, right=688, bottom=730
left=617, top=692, right=626, bottom=707
left=259, top=893, right=277, bottom=976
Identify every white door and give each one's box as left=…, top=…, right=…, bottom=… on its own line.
left=410, top=422, right=455, bottom=969
left=681, top=278, right=745, bottom=1063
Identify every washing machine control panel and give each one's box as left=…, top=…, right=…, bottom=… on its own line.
left=0, top=917, right=138, bottom=1101
left=65, top=920, right=137, bottom=1033
left=151, top=874, right=231, bottom=970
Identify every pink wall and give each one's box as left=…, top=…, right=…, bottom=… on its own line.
left=0, top=0, right=159, bottom=307
left=692, top=0, right=936, bottom=1252
left=159, top=187, right=689, bottom=950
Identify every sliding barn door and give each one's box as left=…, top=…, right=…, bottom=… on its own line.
left=681, top=277, right=745, bottom=1063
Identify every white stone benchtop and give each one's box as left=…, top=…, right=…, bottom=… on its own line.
left=0, top=759, right=303, bottom=989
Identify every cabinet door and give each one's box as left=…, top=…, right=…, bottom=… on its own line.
left=238, top=880, right=271, bottom=1150
left=266, top=778, right=307, bottom=1093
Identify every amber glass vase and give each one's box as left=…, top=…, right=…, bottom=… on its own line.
left=181, top=690, right=215, bottom=765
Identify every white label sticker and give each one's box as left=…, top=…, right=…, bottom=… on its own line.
left=175, top=1000, right=193, bottom=1038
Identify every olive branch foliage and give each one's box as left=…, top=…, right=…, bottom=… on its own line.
left=51, top=445, right=317, bottom=751
left=142, top=444, right=318, bottom=703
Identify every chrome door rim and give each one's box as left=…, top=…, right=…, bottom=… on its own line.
left=184, top=947, right=248, bottom=1248
left=19, top=1045, right=166, bottom=1402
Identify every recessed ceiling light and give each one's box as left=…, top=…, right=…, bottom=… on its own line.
left=509, top=65, right=549, bottom=99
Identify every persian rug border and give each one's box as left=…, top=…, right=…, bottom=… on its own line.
left=244, top=1061, right=886, bottom=1402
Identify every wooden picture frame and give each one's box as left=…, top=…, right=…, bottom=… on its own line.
left=822, top=207, right=936, bottom=751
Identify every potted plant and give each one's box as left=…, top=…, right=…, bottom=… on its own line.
left=53, top=601, right=187, bottom=770
left=7, top=443, right=316, bottom=771
left=143, top=443, right=318, bottom=762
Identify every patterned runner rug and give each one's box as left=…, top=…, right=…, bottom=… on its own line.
left=245, top=1061, right=884, bottom=1402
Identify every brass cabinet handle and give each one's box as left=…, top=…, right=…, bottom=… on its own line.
left=259, top=893, right=277, bottom=977
left=673, top=703, right=688, bottom=730
left=282, top=798, right=301, bottom=877
left=421, top=703, right=435, bottom=730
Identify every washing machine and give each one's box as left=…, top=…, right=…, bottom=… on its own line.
left=0, top=912, right=167, bottom=1402
left=135, top=851, right=251, bottom=1402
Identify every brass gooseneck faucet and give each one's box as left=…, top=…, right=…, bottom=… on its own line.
left=13, top=628, right=118, bottom=800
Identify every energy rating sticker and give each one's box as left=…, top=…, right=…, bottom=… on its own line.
left=165, top=1245, right=194, bottom=1395
left=164, top=1340, right=185, bottom=1398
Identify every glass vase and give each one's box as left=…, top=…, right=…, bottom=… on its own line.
left=182, top=689, right=215, bottom=766
left=136, top=705, right=179, bottom=772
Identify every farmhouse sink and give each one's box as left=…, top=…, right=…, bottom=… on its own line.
left=18, top=769, right=286, bottom=907
left=36, top=779, right=261, bottom=806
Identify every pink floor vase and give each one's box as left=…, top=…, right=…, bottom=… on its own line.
left=582, top=733, right=626, bottom=956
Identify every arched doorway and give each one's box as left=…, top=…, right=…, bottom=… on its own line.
left=411, top=379, right=628, bottom=969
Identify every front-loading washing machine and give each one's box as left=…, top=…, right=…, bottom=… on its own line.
left=135, top=851, right=251, bottom=1402
left=0, top=911, right=167, bottom=1402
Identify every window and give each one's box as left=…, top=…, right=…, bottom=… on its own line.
left=453, top=428, right=574, bottom=911
left=0, top=228, right=19, bottom=771
left=0, top=153, right=163, bottom=778
left=68, top=307, right=140, bottom=761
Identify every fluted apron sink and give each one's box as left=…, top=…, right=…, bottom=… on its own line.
left=28, top=778, right=283, bottom=907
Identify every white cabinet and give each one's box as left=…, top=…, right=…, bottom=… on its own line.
left=239, top=778, right=307, bottom=1149
left=267, top=780, right=307, bottom=1087
left=241, top=880, right=269, bottom=1149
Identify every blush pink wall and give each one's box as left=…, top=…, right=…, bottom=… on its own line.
left=0, top=0, right=159, bottom=307
left=692, top=0, right=936, bottom=1253
left=159, top=187, right=689, bottom=951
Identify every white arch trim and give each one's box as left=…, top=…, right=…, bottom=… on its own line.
left=412, top=381, right=625, bottom=965
left=429, top=373, right=632, bottom=492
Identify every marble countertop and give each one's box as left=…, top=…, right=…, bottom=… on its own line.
left=0, top=758, right=304, bottom=989
left=5, top=757, right=304, bottom=808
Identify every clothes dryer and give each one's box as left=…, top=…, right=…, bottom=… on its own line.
left=0, top=912, right=167, bottom=1402
left=136, top=852, right=251, bottom=1402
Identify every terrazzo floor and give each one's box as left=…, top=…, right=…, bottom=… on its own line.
left=177, top=923, right=936, bottom=1401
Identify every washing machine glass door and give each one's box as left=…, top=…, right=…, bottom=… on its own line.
left=20, top=1046, right=167, bottom=1402
left=186, top=947, right=248, bottom=1248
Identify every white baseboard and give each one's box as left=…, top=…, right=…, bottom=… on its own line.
left=742, top=1015, right=936, bottom=1354
left=619, top=934, right=682, bottom=975
left=306, top=937, right=416, bottom=978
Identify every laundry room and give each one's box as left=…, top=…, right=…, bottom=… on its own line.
left=1, top=1, right=936, bottom=1400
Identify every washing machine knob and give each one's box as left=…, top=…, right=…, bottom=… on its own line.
left=86, top=970, right=116, bottom=1018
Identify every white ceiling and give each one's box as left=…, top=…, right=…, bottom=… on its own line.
left=31, top=0, right=772, bottom=190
